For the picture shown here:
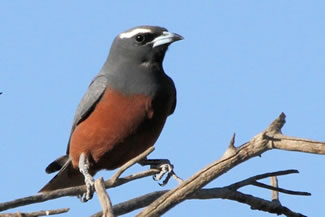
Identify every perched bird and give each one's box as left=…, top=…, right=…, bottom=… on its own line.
left=39, top=25, right=183, bottom=200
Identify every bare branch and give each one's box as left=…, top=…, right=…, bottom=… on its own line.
left=0, top=169, right=159, bottom=212
left=92, top=169, right=308, bottom=217
left=136, top=113, right=320, bottom=217
left=1, top=113, right=323, bottom=217
left=0, top=208, right=69, bottom=217
left=219, top=189, right=306, bottom=217
left=109, top=169, right=159, bottom=188
left=109, top=147, right=155, bottom=185
left=92, top=187, right=306, bottom=217
left=0, top=168, right=159, bottom=212
left=271, top=176, right=279, bottom=201
left=95, top=178, right=114, bottom=217
left=228, top=169, right=299, bottom=190
left=267, top=112, right=286, bottom=134
left=252, top=181, right=311, bottom=196
left=91, top=191, right=167, bottom=217
left=221, top=133, right=237, bottom=159
left=135, top=114, right=286, bottom=217
left=272, top=135, right=325, bottom=154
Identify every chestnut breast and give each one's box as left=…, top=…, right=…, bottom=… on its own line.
left=69, top=88, right=174, bottom=172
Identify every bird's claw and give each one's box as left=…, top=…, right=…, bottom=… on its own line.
left=153, top=163, right=172, bottom=182
left=139, top=158, right=183, bottom=186
left=153, top=163, right=183, bottom=186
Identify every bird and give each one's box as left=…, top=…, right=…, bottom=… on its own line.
left=39, top=25, right=183, bottom=201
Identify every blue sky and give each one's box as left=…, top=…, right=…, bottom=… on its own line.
left=1, top=1, right=325, bottom=216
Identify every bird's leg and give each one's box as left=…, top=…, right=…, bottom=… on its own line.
left=139, top=158, right=183, bottom=186
left=78, top=153, right=95, bottom=202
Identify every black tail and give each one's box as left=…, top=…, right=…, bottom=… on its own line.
left=45, top=155, right=70, bottom=174
left=39, top=158, right=85, bottom=192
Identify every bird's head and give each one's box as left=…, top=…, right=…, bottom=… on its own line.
left=107, top=26, right=183, bottom=67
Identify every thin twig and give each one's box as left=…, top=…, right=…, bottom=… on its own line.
left=0, top=208, right=69, bottom=217
left=228, top=169, right=299, bottom=190
left=107, top=168, right=160, bottom=188
left=252, top=181, right=311, bottom=196
left=271, top=176, right=279, bottom=201
left=109, top=146, right=155, bottom=184
left=221, top=133, right=237, bottom=159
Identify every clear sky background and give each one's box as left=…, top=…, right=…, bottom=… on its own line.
left=1, top=1, right=324, bottom=217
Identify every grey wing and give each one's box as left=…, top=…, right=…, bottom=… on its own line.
left=165, top=75, right=177, bottom=115
left=66, top=75, right=108, bottom=154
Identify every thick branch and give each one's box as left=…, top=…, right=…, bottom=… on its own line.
left=136, top=114, right=285, bottom=217
left=272, top=135, right=325, bottom=154
left=92, top=187, right=306, bottom=217
left=136, top=113, right=321, bottom=217
left=92, top=169, right=308, bottom=217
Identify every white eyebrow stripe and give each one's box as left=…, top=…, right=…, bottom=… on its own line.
left=119, top=28, right=152, bottom=39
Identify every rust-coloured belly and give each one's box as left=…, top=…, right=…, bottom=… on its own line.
left=69, top=88, right=171, bottom=172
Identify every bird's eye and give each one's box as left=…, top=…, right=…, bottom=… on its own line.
left=135, top=34, right=145, bottom=43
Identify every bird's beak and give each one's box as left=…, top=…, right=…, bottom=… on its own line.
left=151, top=31, right=184, bottom=48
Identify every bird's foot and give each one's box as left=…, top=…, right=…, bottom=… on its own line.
left=139, top=159, right=183, bottom=186
left=80, top=174, right=95, bottom=202
left=154, top=163, right=173, bottom=186
left=154, top=163, right=183, bottom=186
left=79, top=153, right=95, bottom=202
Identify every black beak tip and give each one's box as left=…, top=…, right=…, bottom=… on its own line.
left=174, top=33, right=184, bottom=41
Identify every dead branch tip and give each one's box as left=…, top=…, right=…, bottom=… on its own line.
left=267, top=112, right=286, bottom=134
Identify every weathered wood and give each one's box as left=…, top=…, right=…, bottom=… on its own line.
left=0, top=208, right=69, bottom=217
left=95, top=178, right=114, bottom=217
left=0, top=147, right=158, bottom=212
left=1, top=113, right=324, bottom=217
left=136, top=113, right=321, bottom=217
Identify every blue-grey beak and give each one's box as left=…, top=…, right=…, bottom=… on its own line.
left=151, top=31, right=184, bottom=48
